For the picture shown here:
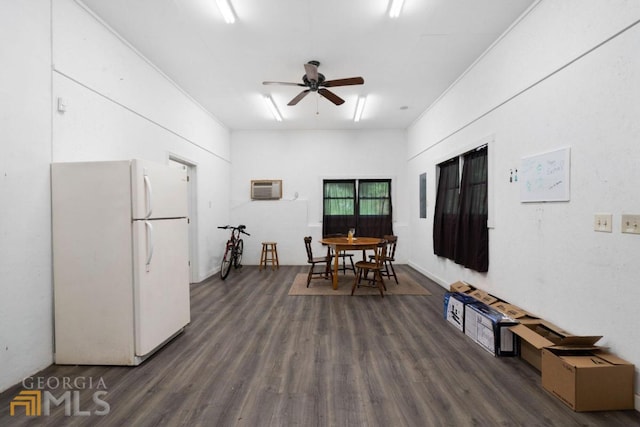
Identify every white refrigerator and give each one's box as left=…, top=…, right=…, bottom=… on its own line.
left=51, top=159, right=191, bottom=365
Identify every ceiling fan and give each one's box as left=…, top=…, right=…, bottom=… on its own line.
left=263, top=60, right=364, bottom=106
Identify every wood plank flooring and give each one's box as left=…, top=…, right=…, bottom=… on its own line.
left=1, top=265, right=639, bottom=426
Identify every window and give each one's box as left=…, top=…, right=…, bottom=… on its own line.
left=433, top=146, right=488, bottom=272
left=323, top=180, right=357, bottom=236
left=323, top=179, right=392, bottom=238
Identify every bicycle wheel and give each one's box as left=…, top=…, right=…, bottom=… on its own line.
left=233, top=239, right=244, bottom=268
left=220, top=243, right=232, bottom=280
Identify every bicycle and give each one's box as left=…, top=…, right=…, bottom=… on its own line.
left=218, top=225, right=250, bottom=280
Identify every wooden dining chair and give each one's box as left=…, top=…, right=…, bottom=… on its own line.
left=369, top=235, right=398, bottom=284
left=352, top=240, right=388, bottom=297
left=304, top=236, right=332, bottom=287
left=324, top=233, right=356, bottom=275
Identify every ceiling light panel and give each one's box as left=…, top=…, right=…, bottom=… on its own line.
left=263, top=95, right=283, bottom=122
left=354, top=96, right=367, bottom=122
left=388, top=0, right=405, bottom=18
left=216, top=0, right=236, bottom=24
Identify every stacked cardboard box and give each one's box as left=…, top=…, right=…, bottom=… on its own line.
left=464, top=301, right=518, bottom=357
left=443, top=291, right=477, bottom=332
left=443, top=282, right=518, bottom=357
left=443, top=281, right=636, bottom=412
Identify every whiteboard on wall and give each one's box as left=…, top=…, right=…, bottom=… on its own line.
left=520, top=147, right=571, bottom=202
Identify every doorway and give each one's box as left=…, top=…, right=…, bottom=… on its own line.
left=168, top=155, right=198, bottom=284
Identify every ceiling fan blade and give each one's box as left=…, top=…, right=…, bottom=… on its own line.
left=304, top=62, right=319, bottom=82
left=318, top=88, right=345, bottom=105
left=288, top=90, right=311, bottom=106
left=263, top=81, right=305, bottom=87
left=322, top=77, right=364, bottom=87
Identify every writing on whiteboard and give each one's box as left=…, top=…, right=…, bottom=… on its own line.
left=520, top=147, right=570, bottom=202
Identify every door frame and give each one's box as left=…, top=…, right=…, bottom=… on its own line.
left=167, top=153, right=199, bottom=284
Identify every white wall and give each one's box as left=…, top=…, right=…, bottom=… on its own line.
left=0, top=0, right=232, bottom=393
left=0, top=0, right=53, bottom=393
left=51, top=0, right=232, bottom=281
left=230, top=129, right=408, bottom=266
left=407, top=0, right=640, bottom=401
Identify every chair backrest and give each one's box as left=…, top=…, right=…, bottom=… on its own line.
left=383, top=235, right=397, bottom=259
left=372, top=240, right=388, bottom=268
left=304, top=236, right=314, bottom=262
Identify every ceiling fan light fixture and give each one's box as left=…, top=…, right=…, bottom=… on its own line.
left=388, top=0, right=405, bottom=18
left=263, top=95, right=283, bottom=122
left=216, top=0, right=236, bottom=24
left=354, top=96, right=367, bottom=122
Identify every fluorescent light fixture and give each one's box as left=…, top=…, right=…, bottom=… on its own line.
left=216, top=0, right=236, bottom=24
left=388, top=0, right=405, bottom=18
left=353, top=96, right=367, bottom=122
left=263, top=95, right=283, bottom=122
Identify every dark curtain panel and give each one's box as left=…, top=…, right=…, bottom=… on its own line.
left=455, top=147, right=489, bottom=272
left=322, top=180, right=357, bottom=236
left=433, top=158, right=459, bottom=259
left=357, top=179, right=393, bottom=238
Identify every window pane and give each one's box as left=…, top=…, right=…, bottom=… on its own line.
left=324, top=199, right=355, bottom=215
left=359, top=181, right=389, bottom=197
left=358, top=180, right=390, bottom=216
left=324, top=181, right=356, bottom=216
left=359, top=199, right=390, bottom=215
left=324, top=182, right=354, bottom=198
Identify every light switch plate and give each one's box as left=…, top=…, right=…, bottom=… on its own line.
left=621, top=214, right=640, bottom=234
left=594, top=214, right=612, bottom=232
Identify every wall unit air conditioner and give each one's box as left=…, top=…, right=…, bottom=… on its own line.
left=251, top=180, right=282, bottom=200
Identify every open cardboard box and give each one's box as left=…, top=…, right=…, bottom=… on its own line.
left=509, top=320, right=601, bottom=371
left=541, top=347, right=635, bottom=411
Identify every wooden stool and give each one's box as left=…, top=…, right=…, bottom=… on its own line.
left=259, top=242, right=279, bottom=271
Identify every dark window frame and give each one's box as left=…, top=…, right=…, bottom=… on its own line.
left=322, top=179, right=393, bottom=238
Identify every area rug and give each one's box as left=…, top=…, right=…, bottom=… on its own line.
left=288, top=272, right=432, bottom=296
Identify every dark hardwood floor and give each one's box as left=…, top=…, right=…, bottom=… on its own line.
left=1, top=265, right=639, bottom=426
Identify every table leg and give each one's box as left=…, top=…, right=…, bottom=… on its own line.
left=332, top=249, right=340, bottom=289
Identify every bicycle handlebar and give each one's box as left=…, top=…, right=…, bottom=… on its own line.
left=217, top=225, right=250, bottom=236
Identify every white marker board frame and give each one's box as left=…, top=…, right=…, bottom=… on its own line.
left=520, top=147, right=570, bottom=202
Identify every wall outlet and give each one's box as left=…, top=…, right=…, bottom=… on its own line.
left=621, top=214, right=640, bottom=235
left=594, top=214, right=612, bottom=232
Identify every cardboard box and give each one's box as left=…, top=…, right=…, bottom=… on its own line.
left=449, top=281, right=474, bottom=293
left=541, top=348, right=635, bottom=411
left=464, top=302, right=518, bottom=356
left=510, top=321, right=601, bottom=371
left=490, top=301, right=539, bottom=324
left=443, top=292, right=477, bottom=332
left=468, top=289, right=499, bottom=305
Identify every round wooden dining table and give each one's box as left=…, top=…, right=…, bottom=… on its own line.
left=319, top=236, right=382, bottom=290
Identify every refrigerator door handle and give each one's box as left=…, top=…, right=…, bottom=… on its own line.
left=143, top=172, right=153, bottom=219
left=145, top=221, right=154, bottom=272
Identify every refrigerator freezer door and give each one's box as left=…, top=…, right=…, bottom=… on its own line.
left=131, top=159, right=188, bottom=220
left=133, top=218, right=190, bottom=357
